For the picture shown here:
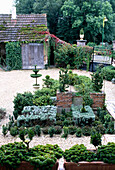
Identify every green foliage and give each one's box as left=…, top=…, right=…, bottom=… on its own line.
left=68, top=126, right=77, bottom=135
left=0, top=142, right=63, bottom=170
left=42, top=127, right=49, bottom=135
left=90, top=132, right=102, bottom=148
left=97, top=142, right=115, bottom=164
left=30, top=65, right=42, bottom=86
left=13, top=92, right=33, bottom=119
left=5, top=42, right=22, bottom=70
left=34, top=87, right=57, bottom=97
left=101, top=66, right=115, bottom=81
left=2, top=124, right=8, bottom=136
left=48, top=126, right=56, bottom=137
left=29, top=144, right=63, bottom=169
left=0, top=142, right=27, bottom=169
left=59, top=67, right=69, bottom=92
left=87, top=42, right=97, bottom=47
left=82, top=126, right=91, bottom=136
left=72, top=105, right=95, bottom=126
left=0, top=108, right=6, bottom=120
left=35, top=125, right=41, bottom=136
left=10, top=126, right=18, bottom=137
left=91, top=67, right=103, bottom=92
left=33, top=95, right=53, bottom=106
left=54, top=126, right=62, bottom=134
left=61, top=126, right=69, bottom=138
left=54, top=44, right=93, bottom=70
left=62, top=119, right=70, bottom=127
left=76, top=127, right=82, bottom=137
left=64, top=144, right=96, bottom=162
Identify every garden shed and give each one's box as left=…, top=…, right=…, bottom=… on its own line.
left=0, top=12, right=47, bottom=69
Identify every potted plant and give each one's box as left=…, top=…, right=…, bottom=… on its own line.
left=80, top=28, right=84, bottom=40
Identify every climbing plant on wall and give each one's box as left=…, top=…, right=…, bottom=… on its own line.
left=5, top=42, right=22, bottom=70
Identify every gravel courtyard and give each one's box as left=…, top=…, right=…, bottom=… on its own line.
left=0, top=68, right=115, bottom=150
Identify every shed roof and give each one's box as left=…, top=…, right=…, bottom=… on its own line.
left=0, top=14, right=47, bottom=42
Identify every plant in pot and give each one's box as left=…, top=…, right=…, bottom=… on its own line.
left=80, top=28, right=84, bottom=40
left=30, top=65, right=42, bottom=89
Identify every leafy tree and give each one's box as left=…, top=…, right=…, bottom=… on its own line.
left=15, top=0, right=35, bottom=14
left=57, top=0, right=114, bottom=44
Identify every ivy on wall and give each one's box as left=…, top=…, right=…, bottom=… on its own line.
left=5, top=42, right=22, bottom=70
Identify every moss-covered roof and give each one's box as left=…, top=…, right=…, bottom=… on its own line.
left=0, top=14, right=47, bottom=42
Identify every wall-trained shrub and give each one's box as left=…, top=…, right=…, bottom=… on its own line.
left=17, top=105, right=57, bottom=127
left=6, top=41, right=22, bottom=70
left=71, top=105, right=95, bottom=126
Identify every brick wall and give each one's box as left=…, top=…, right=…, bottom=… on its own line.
left=90, top=92, right=105, bottom=110
left=56, top=91, right=72, bottom=113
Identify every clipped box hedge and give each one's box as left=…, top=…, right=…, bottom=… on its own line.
left=17, top=105, right=57, bottom=127
left=71, top=105, right=95, bottom=126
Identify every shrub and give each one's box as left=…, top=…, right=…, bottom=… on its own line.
left=33, top=95, right=53, bottom=106
left=90, top=132, right=102, bottom=148
left=64, top=144, right=96, bottom=162
left=34, top=87, right=57, bottom=97
left=62, top=119, right=70, bottom=127
left=61, top=126, right=69, bottom=138
left=13, top=92, right=33, bottom=119
left=2, top=124, right=8, bottom=136
left=54, top=126, right=62, bottom=134
left=101, top=66, right=115, bottom=81
left=10, top=126, right=18, bottom=137
left=17, top=106, right=57, bottom=127
left=68, top=126, right=77, bottom=135
left=76, top=127, right=82, bottom=137
left=48, top=126, right=56, bottom=137
left=72, top=105, right=95, bottom=126
left=35, top=125, right=41, bottom=136
left=82, top=126, right=91, bottom=136
left=42, top=127, right=49, bottom=135
left=97, top=142, right=115, bottom=164
left=0, top=108, right=6, bottom=120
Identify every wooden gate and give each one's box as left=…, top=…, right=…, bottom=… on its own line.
left=22, top=43, right=44, bottom=69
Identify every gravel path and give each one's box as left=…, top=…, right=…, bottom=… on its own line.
left=0, top=68, right=115, bottom=150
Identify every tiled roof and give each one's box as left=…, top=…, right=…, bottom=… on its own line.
left=0, top=14, right=47, bottom=42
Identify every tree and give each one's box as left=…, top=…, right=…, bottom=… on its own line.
left=57, top=0, right=114, bottom=44
left=15, top=0, right=35, bottom=14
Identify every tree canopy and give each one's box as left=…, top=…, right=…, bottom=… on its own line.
left=15, top=0, right=115, bottom=44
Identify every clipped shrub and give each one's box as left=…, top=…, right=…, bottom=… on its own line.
left=2, top=124, right=8, bottom=136
left=35, top=125, right=41, bottom=136
left=0, top=108, right=6, bottom=120
left=13, top=92, right=33, bottom=119
left=97, top=142, right=115, bottom=164
left=55, top=120, right=63, bottom=127
left=82, top=126, right=91, bottom=136
left=33, top=95, right=53, bottom=106
left=72, top=105, right=95, bottom=126
left=68, top=126, right=77, bottom=135
left=62, top=119, right=70, bottom=127
left=0, top=142, right=27, bottom=169
left=101, top=65, right=115, bottom=81
left=61, top=126, right=69, bottom=138
left=54, top=126, right=62, bottom=134
left=42, top=127, right=49, bottom=135
left=17, top=106, right=57, bottom=127
left=48, top=126, right=56, bottom=137
left=34, top=87, right=58, bottom=97
left=10, top=126, right=18, bottom=137
left=90, top=132, right=102, bottom=148
left=76, top=127, right=82, bottom=137
left=64, top=144, right=96, bottom=162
